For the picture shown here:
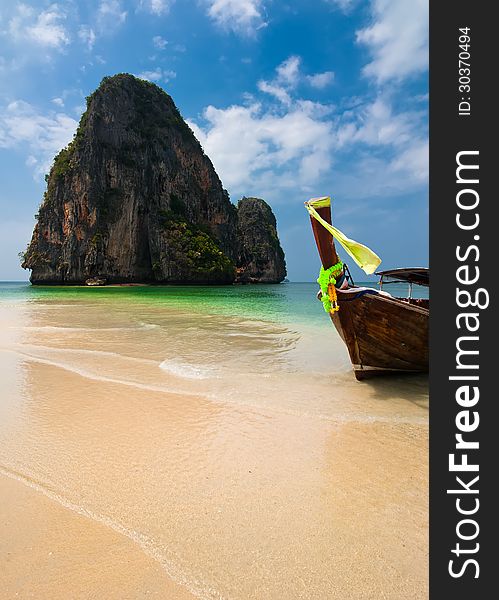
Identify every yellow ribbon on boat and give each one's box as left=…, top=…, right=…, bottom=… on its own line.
left=305, top=196, right=382, bottom=275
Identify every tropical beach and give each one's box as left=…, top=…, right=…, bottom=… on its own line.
left=1, top=1, right=429, bottom=597
left=0, top=282, right=428, bottom=599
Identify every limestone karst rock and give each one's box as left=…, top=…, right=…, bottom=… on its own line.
left=22, top=74, right=286, bottom=285
left=236, top=197, right=286, bottom=283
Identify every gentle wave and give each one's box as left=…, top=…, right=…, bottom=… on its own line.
left=138, top=322, right=161, bottom=330
left=17, top=323, right=160, bottom=332
left=15, top=344, right=158, bottom=366
left=0, top=348, right=208, bottom=398
left=0, top=348, right=426, bottom=425
left=18, top=344, right=218, bottom=381
left=225, top=331, right=291, bottom=339
left=0, top=465, right=221, bottom=600
left=159, top=359, right=217, bottom=380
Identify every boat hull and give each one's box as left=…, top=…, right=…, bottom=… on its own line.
left=331, top=288, right=429, bottom=381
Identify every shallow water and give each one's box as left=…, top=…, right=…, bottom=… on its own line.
left=0, top=282, right=428, bottom=599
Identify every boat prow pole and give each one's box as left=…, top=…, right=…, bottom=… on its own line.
left=306, top=199, right=342, bottom=273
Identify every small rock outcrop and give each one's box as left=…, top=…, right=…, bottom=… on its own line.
left=236, top=197, right=286, bottom=283
left=21, top=74, right=286, bottom=285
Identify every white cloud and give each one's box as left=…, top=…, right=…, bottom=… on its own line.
left=204, top=0, right=266, bottom=35
left=276, top=55, right=300, bottom=86
left=296, top=100, right=335, bottom=118
left=257, top=80, right=291, bottom=106
left=51, top=97, right=64, bottom=107
left=261, top=56, right=335, bottom=96
left=414, top=93, right=429, bottom=103
left=356, top=0, right=428, bottom=82
left=0, top=100, right=77, bottom=178
left=336, top=97, right=423, bottom=148
left=324, top=0, right=356, bottom=11
left=307, top=71, right=334, bottom=89
left=137, top=67, right=176, bottom=83
left=188, top=77, right=427, bottom=202
left=152, top=35, right=168, bottom=49
left=331, top=149, right=428, bottom=202
left=390, top=139, right=428, bottom=183
left=8, top=3, right=70, bottom=49
left=78, top=25, right=96, bottom=50
left=76, top=2, right=127, bottom=51
left=260, top=57, right=335, bottom=99
left=257, top=56, right=301, bottom=105
left=140, top=0, right=173, bottom=15
left=97, top=0, right=127, bottom=30
left=188, top=102, right=334, bottom=195
left=334, top=95, right=428, bottom=190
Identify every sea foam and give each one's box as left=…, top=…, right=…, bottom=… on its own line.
left=159, top=359, right=215, bottom=379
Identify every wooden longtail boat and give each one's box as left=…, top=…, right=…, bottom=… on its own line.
left=306, top=198, right=429, bottom=381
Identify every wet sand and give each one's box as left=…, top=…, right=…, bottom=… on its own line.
left=0, top=475, right=196, bottom=599
left=0, top=287, right=428, bottom=599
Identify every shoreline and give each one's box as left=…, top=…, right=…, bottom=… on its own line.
left=0, top=473, right=196, bottom=600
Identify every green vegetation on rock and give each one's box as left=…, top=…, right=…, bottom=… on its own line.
left=52, top=146, right=74, bottom=180
left=158, top=210, right=235, bottom=282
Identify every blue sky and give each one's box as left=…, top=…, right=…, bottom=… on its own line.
left=0, top=0, right=428, bottom=282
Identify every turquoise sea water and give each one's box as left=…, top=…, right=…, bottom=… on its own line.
left=0, top=280, right=429, bottom=421
left=0, top=281, right=428, bottom=326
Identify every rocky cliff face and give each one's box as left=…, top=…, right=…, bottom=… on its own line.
left=236, top=197, right=286, bottom=283
left=22, top=74, right=286, bottom=285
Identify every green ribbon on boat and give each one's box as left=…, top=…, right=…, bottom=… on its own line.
left=317, top=262, right=343, bottom=313
left=305, top=196, right=382, bottom=275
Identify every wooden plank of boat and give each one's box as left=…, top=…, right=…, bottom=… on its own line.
left=305, top=199, right=429, bottom=381
left=332, top=288, right=428, bottom=380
